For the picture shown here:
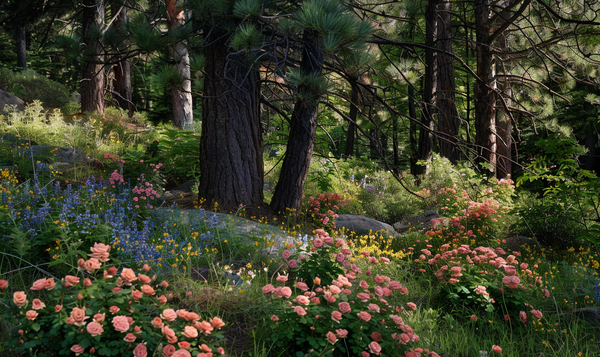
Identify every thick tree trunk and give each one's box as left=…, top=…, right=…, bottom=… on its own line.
left=112, top=1, right=133, bottom=116
left=81, top=0, right=105, bottom=115
left=16, top=26, right=27, bottom=69
left=415, top=0, right=438, bottom=176
left=344, top=79, right=359, bottom=157
left=475, top=0, right=497, bottom=173
left=167, top=0, right=193, bottom=129
left=199, top=30, right=264, bottom=211
left=436, top=0, right=460, bottom=163
left=271, top=32, right=323, bottom=214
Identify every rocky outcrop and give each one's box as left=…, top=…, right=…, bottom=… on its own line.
left=394, top=210, right=441, bottom=232
left=0, top=89, right=25, bottom=111
left=334, top=214, right=397, bottom=237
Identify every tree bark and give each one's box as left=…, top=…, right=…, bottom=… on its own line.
left=408, top=85, right=419, bottom=174
left=199, top=29, right=264, bottom=212
left=475, top=0, right=497, bottom=173
left=415, top=0, right=438, bottom=176
left=16, top=26, right=27, bottom=69
left=81, top=0, right=105, bottom=115
left=167, top=0, right=193, bottom=129
left=112, top=1, right=133, bottom=116
left=436, top=0, right=460, bottom=163
left=271, top=31, right=323, bottom=214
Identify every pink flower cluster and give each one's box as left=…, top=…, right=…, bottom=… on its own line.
left=302, top=192, right=349, bottom=229
left=131, top=181, right=160, bottom=209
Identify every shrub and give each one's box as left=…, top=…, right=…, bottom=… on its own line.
left=0, top=68, right=70, bottom=108
left=0, top=243, right=227, bottom=357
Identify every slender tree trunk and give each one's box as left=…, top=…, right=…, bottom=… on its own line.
left=271, top=31, right=323, bottom=214
left=16, top=26, right=27, bottom=69
left=344, top=79, right=359, bottom=157
left=415, top=0, right=438, bottom=176
left=475, top=0, right=497, bottom=173
left=112, top=1, right=133, bottom=116
left=496, top=1, right=513, bottom=179
left=167, top=0, right=193, bottom=129
left=81, top=0, right=105, bottom=115
left=199, top=29, right=264, bottom=212
left=409, top=85, right=419, bottom=174
left=436, top=0, right=460, bottom=163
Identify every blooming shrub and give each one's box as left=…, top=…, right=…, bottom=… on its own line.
left=0, top=243, right=227, bottom=357
left=410, top=242, right=549, bottom=321
left=263, top=253, right=439, bottom=356
left=301, top=192, right=349, bottom=230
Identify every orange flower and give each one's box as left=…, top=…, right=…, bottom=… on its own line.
left=132, top=289, right=143, bottom=300
left=120, top=268, right=137, bottom=284
left=210, top=316, right=225, bottom=329
left=182, top=326, right=199, bottom=339
left=157, top=295, right=167, bottom=304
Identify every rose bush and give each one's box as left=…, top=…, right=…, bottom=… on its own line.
left=0, top=242, right=227, bottom=357
left=264, top=249, right=439, bottom=357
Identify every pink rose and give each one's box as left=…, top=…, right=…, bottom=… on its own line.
left=182, top=326, right=199, bottom=338
left=109, top=306, right=120, bottom=314
left=210, top=316, right=226, bottom=329
left=83, top=258, right=102, bottom=273
left=326, top=331, right=338, bottom=344
left=87, top=321, right=104, bottom=337
left=530, top=309, right=543, bottom=320
left=271, top=315, right=279, bottom=321
left=89, top=242, right=111, bottom=262
left=31, top=278, right=47, bottom=291
left=161, top=309, right=177, bottom=322
left=296, top=295, right=310, bottom=305
left=339, top=302, right=351, bottom=314
left=63, top=275, right=80, bottom=287
left=282, top=250, right=292, bottom=259
left=369, top=341, right=382, bottom=354
left=13, top=291, right=27, bottom=308
left=407, top=302, right=417, bottom=310
left=262, top=284, right=275, bottom=294
left=336, top=329, right=348, bottom=338
left=358, top=311, right=372, bottom=322
left=287, top=259, right=297, bottom=268
left=332, top=311, right=342, bottom=322
left=32, top=298, right=46, bottom=310
left=70, top=344, right=85, bottom=355
left=296, top=282, right=309, bottom=291
left=132, top=289, right=143, bottom=300
left=313, top=238, right=324, bottom=248
left=120, top=268, right=137, bottom=284
left=281, top=287, right=292, bottom=299
left=163, top=345, right=176, bottom=357
left=158, top=295, right=167, bottom=304
left=294, top=306, right=307, bottom=316
left=71, top=307, right=88, bottom=326
left=124, top=333, right=137, bottom=342
left=112, top=315, right=130, bottom=333
left=492, top=345, right=502, bottom=354
left=55, top=304, right=62, bottom=313
left=178, top=341, right=191, bottom=350
left=194, top=321, right=213, bottom=334
left=26, top=310, right=38, bottom=321
left=171, top=350, right=191, bottom=357
left=0, top=279, right=8, bottom=290
left=133, top=343, right=147, bottom=357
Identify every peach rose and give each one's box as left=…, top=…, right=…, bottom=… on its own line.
left=83, top=278, right=93, bottom=287
left=64, top=275, right=80, bottom=287
left=160, top=280, right=169, bottom=288
left=31, top=278, right=47, bottom=291
left=55, top=304, right=62, bottom=313
left=71, top=307, right=88, bottom=326
left=194, top=321, right=213, bottom=334
left=44, top=278, right=55, bottom=290
left=218, top=347, right=225, bottom=355
left=210, top=316, right=225, bottom=329
left=329, top=285, right=341, bottom=294
left=262, top=284, right=275, bottom=294
left=161, top=308, right=177, bottom=322
left=89, top=242, right=111, bottom=262
left=178, top=341, right=191, bottom=350
left=0, top=279, right=7, bottom=290
left=132, top=289, right=143, bottom=300
left=86, top=321, right=104, bottom=337
left=142, top=264, right=151, bottom=272
left=120, top=268, right=137, bottom=284
left=13, top=291, right=28, bottom=308
left=294, top=306, right=307, bottom=316
left=93, top=313, right=105, bottom=323
left=314, top=277, right=321, bottom=285
left=26, top=310, right=38, bottom=321
left=281, top=287, right=292, bottom=299
left=369, top=341, right=382, bottom=354
left=112, top=315, right=130, bottom=333
left=158, top=295, right=167, bottom=304
left=141, top=285, right=155, bottom=296
left=83, top=258, right=102, bottom=274
left=138, top=274, right=151, bottom=284
left=161, top=325, right=177, bottom=344
left=492, top=345, right=502, bottom=354
left=151, top=317, right=163, bottom=328
left=332, top=311, right=342, bottom=322
left=104, top=266, right=117, bottom=279
left=133, top=342, right=147, bottom=357
left=182, top=325, right=199, bottom=339
left=296, top=295, right=310, bottom=305
left=124, top=333, right=137, bottom=342
left=109, top=306, right=120, bottom=314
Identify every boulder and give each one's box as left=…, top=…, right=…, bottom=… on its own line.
left=0, top=89, right=25, bottom=111
left=394, top=210, right=441, bottom=232
left=29, top=146, right=88, bottom=163
left=334, top=214, right=397, bottom=237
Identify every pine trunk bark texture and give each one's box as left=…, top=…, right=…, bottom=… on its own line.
left=414, top=0, right=438, bottom=176
left=81, top=0, right=105, bottom=115
left=271, top=32, right=323, bottom=214
left=344, top=79, right=359, bottom=157
left=199, top=31, right=264, bottom=212
left=167, top=0, right=193, bottom=129
left=475, top=0, right=497, bottom=172
left=112, top=2, right=133, bottom=116
left=436, top=0, right=460, bottom=163
left=16, top=26, right=27, bottom=69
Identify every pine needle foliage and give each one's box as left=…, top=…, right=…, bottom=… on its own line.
left=129, top=15, right=168, bottom=53
left=152, top=64, right=184, bottom=90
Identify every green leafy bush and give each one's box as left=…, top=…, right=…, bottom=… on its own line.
left=0, top=69, right=70, bottom=108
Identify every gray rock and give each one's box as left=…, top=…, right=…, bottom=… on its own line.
left=29, top=146, right=88, bottom=163
left=394, top=210, right=441, bottom=232
left=334, top=214, right=397, bottom=237
left=0, top=89, right=25, bottom=111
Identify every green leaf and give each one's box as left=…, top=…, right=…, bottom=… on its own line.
left=31, top=323, right=40, bottom=332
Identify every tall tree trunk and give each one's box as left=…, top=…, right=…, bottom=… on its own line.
left=16, top=26, right=27, bottom=69
left=475, top=0, right=497, bottom=173
left=436, top=0, right=460, bottom=163
left=271, top=31, right=323, bottom=214
left=81, top=0, right=105, bottom=114
left=112, top=1, right=133, bottom=116
left=167, top=0, right=193, bottom=129
left=344, top=79, right=359, bottom=157
left=199, top=30, right=264, bottom=211
left=408, top=85, right=419, bottom=174
left=415, top=0, right=438, bottom=176
left=495, top=1, right=513, bottom=179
